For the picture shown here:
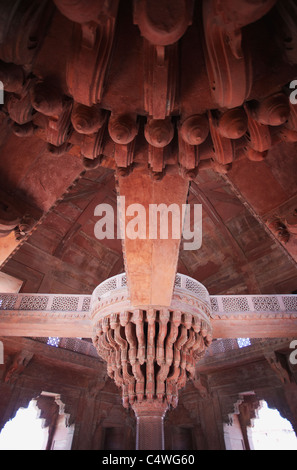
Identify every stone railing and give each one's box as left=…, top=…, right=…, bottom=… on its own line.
left=0, top=287, right=296, bottom=321
left=91, top=272, right=210, bottom=303
left=0, top=292, right=92, bottom=338
left=210, top=294, right=297, bottom=318
left=90, top=273, right=212, bottom=322
left=0, top=292, right=91, bottom=314
left=0, top=275, right=296, bottom=340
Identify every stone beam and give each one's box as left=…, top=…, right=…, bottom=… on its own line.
left=0, top=285, right=296, bottom=339
left=0, top=293, right=92, bottom=338
left=211, top=294, right=297, bottom=338
left=116, top=167, right=189, bottom=308
left=212, top=317, right=297, bottom=339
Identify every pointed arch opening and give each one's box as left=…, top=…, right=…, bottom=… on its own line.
left=0, top=392, right=75, bottom=450
left=250, top=400, right=297, bottom=450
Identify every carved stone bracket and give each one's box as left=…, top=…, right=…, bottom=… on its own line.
left=178, top=114, right=209, bottom=178
left=3, top=350, right=34, bottom=385
left=0, top=0, right=54, bottom=66
left=6, top=78, right=35, bottom=125
left=0, top=189, right=39, bottom=241
left=202, top=0, right=276, bottom=109
left=65, top=1, right=119, bottom=107
left=144, top=117, right=174, bottom=175
left=208, top=111, right=236, bottom=165
left=133, top=0, right=194, bottom=47
left=143, top=40, right=178, bottom=119
left=275, top=0, right=297, bottom=66
left=264, top=351, right=294, bottom=385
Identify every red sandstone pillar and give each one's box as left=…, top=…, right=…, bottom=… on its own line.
left=132, top=401, right=168, bottom=450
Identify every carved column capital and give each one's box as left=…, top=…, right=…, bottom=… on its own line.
left=132, top=399, right=169, bottom=419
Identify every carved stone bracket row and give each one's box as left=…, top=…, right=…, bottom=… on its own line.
left=54, top=0, right=281, bottom=112
left=2, top=64, right=297, bottom=180
left=0, top=0, right=294, bottom=110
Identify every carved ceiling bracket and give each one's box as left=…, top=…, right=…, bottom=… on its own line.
left=202, top=0, right=277, bottom=109
left=264, top=351, right=295, bottom=385
left=133, top=0, right=194, bottom=47
left=60, top=0, right=120, bottom=107
left=0, top=0, right=296, bottom=183
left=3, top=350, right=34, bottom=385
left=0, top=0, right=55, bottom=67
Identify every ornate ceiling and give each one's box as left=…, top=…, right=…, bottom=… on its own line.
left=0, top=0, right=296, bottom=298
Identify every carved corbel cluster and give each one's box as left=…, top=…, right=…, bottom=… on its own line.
left=145, top=87, right=295, bottom=179
left=51, top=0, right=121, bottom=164
left=93, top=308, right=212, bottom=411
left=2, top=0, right=297, bottom=183
left=0, top=61, right=72, bottom=150
left=0, top=59, right=110, bottom=162
left=207, top=90, right=293, bottom=168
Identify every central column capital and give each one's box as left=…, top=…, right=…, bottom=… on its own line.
left=132, top=400, right=169, bottom=419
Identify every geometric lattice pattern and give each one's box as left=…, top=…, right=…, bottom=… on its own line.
left=19, top=296, right=49, bottom=311
left=174, top=275, right=182, bottom=288
left=237, top=338, right=252, bottom=348
left=0, top=294, right=17, bottom=310
left=51, top=296, right=79, bottom=312
left=282, top=296, right=297, bottom=312
left=94, top=277, right=118, bottom=298
left=47, top=336, right=60, bottom=347
left=252, top=296, right=280, bottom=312
left=184, top=276, right=210, bottom=301
left=82, top=297, right=91, bottom=312
left=210, top=297, right=219, bottom=313
left=214, top=294, right=297, bottom=316
left=222, top=296, right=250, bottom=313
